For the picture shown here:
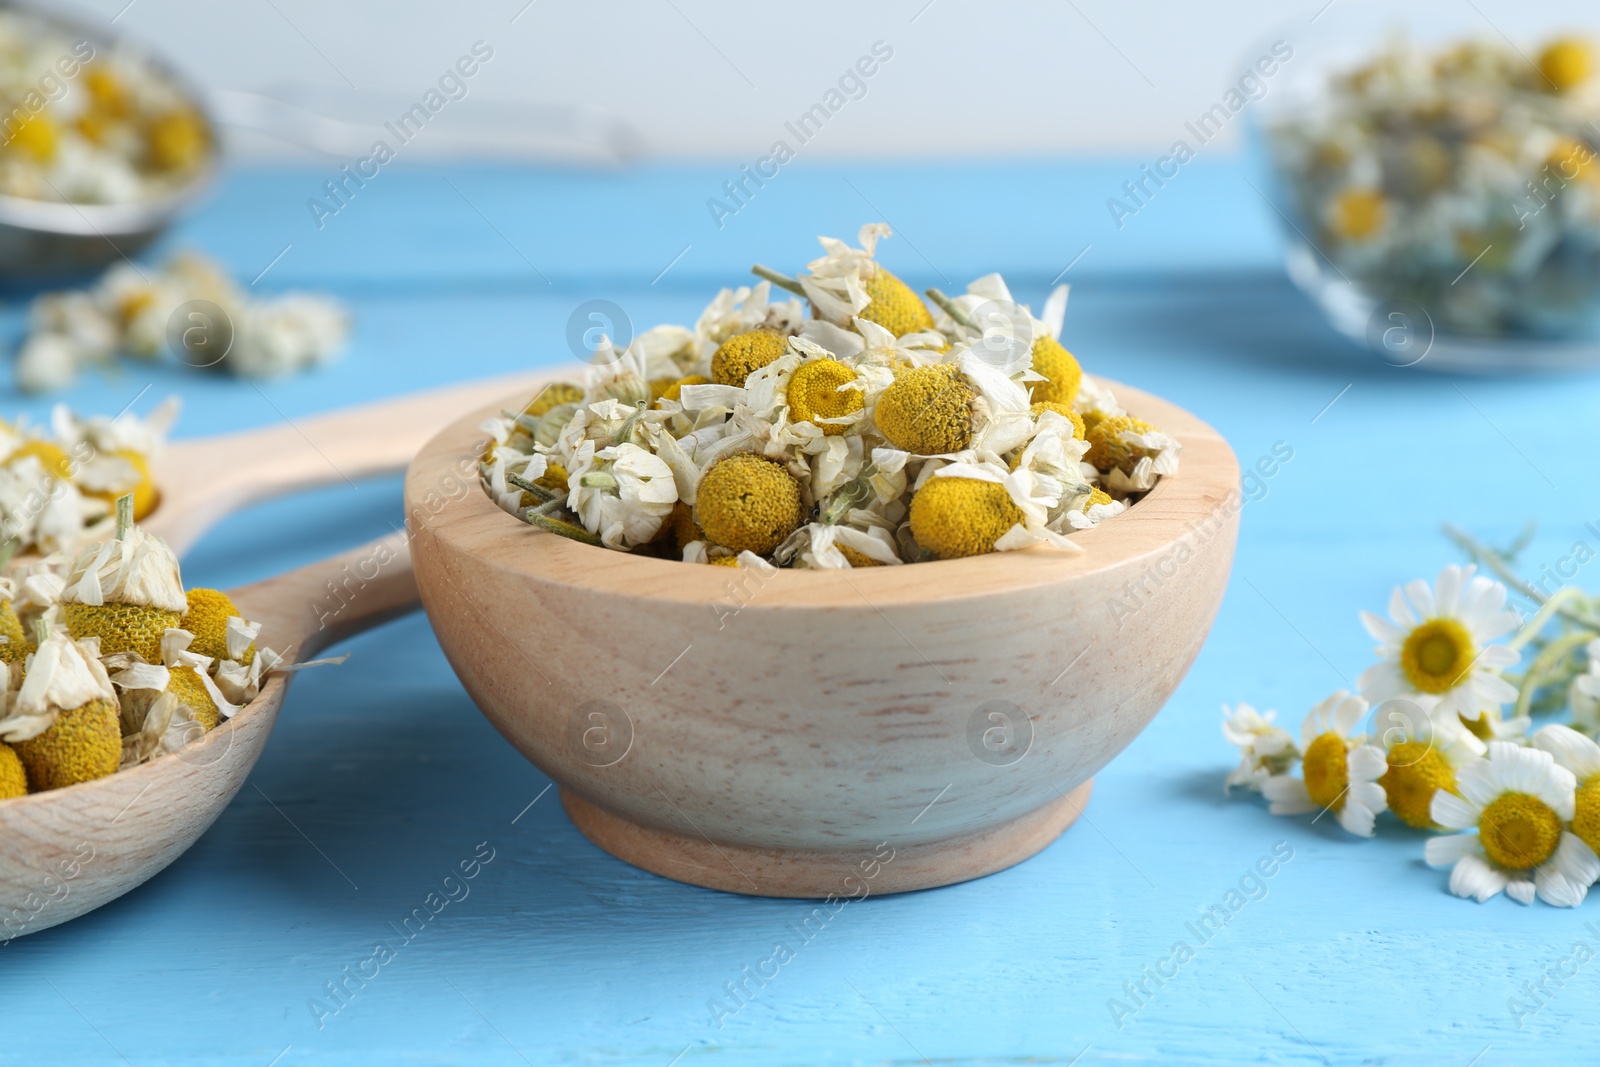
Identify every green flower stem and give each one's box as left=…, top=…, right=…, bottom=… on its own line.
left=34, top=617, right=49, bottom=645
left=523, top=509, right=603, bottom=546
left=505, top=472, right=559, bottom=503
left=750, top=264, right=807, bottom=297
left=924, top=288, right=974, bottom=329
left=1444, top=523, right=1600, bottom=629
left=579, top=472, right=618, bottom=490
left=1511, top=586, right=1592, bottom=651
left=1515, top=630, right=1594, bottom=719
left=115, top=493, right=134, bottom=539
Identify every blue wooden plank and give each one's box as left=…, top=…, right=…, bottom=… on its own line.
left=1, top=161, right=1597, bottom=1066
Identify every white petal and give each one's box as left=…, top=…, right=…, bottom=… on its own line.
left=1331, top=694, right=1370, bottom=738
left=1505, top=877, right=1537, bottom=905
left=1261, top=776, right=1316, bottom=815
left=1451, top=759, right=1501, bottom=811
left=1361, top=610, right=1404, bottom=644
left=1358, top=662, right=1410, bottom=705
left=1425, top=832, right=1481, bottom=868
left=1347, top=744, right=1387, bottom=782
left=1553, top=831, right=1600, bottom=888
left=1388, top=585, right=1418, bottom=629
left=1348, top=779, right=1387, bottom=815
left=1403, top=578, right=1436, bottom=622
left=1447, top=853, right=1508, bottom=902
left=1533, top=724, right=1600, bottom=780
left=1336, top=801, right=1376, bottom=837
left=1435, top=565, right=1463, bottom=619
left=1432, top=789, right=1482, bottom=830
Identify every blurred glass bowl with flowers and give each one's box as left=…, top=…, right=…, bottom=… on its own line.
left=1256, top=25, right=1600, bottom=370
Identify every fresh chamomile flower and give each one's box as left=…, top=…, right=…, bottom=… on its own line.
left=1568, top=638, right=1600, bottom=737
left=566, top=442, right=678, bottom=550
left=1261, top=690, right=1388, bottom=836
left=874, top=363, right=974, bottom=455
left=694, top=453, right=805, bottom=556
left=1358, top=564, right=1521, bottom=730
left=1222, top=703, right=1298, bottom=792
left=0, top=624, right=121, bottom=791
left=1426, top=741, right=1599, bottom=906
left=1370, top=706, right=1485, bottom=829
left=59, top=497, right=188, bottom=663
left=1532, top=724, right=1600, bottom=863
left=1537, top=36, right=1593, bottom=93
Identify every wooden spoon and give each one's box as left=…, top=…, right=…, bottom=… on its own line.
left=143, top=372, right=547, bottom=557
left=0, top=530, right=418, bottom=939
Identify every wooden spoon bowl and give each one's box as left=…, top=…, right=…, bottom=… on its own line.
left=0, top=532, right=416, bottom=939
left=406, top=376, right=1241, bottom=897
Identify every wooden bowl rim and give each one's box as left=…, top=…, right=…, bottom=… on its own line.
left=407, top=374, right=1241, bottom=609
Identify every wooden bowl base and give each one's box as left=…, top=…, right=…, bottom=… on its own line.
left=560, top=780, right=1093, bottom=898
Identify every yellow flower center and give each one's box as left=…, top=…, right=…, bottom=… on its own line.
left=859, top=268, right=935, bottom=337
left=523, top=381, right=584, bottom=417
left=656, top=374, right=709, bottom=404
left=1378, top=741, right=1457, bottom=829
left=5, top=440, right=74, bottom=481
left=786, top=358, right=863, bottom=435
left=694, top=453, right=804, bottom=556
left=1301, top=731, right=1350, bottom=811
left=1539, top=37, right=1593, bottom=92
left=1330, top=188, right=1387, bottom=241
left=874, top=364, right=974, bottom=455
left=1026, top=336, right=1082, bottom=407
left=908, top=476, right=1021, bottom=560
left=711, top=329, right=789, bottom=386
left=1478, top=792, right=1562, bottom=870
left=1572, top=776, right=1600, bottom=858
left=1400, top=617, right=1475, bottom=694
left=1030, top=400, right=1086, bottom=440
left=1083, top=415, right=1154, bottom=475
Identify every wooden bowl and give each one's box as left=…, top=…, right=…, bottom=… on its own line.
left=406, top=378, right=1240, bottom=897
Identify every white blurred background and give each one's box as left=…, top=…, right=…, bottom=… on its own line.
left=62, top=0, right=1600, bottom=164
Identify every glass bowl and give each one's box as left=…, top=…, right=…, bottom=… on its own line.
left=1249, top=1, right=1600, bottom=371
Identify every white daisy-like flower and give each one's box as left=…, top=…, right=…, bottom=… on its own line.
left=1222, top=703, right=1298, bottom=792
left=1569, top=638, right=1600, bottom=737
left=1261, top=690, right=1388, bottom=836
left=797, top=223, right=891, bottom=326
left=694, top=282, right=803, bottom=362
left=1425, top=741, right=1599, bottom=906
left=1102, top=423, right=1182, bottom=495
left=780, top=521, right=901, bottom=569
left=1358, top=564, right=1521, bottom=730
left=1367, top=700, right=1485, bottom=829
left=566, top=442, right=678, bottom=550
left=1531, top=724, right=1600, bottom=863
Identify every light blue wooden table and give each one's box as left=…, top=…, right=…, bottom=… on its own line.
left=5, top=159, right=1598, bottom=1066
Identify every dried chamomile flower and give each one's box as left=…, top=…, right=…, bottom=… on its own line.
left=567, top=442, right=679, bottom=550
left=1222, top=703, right=1298, bottom=792
left=0, top=742, right=25, bottom=798
left=909, top=473, right=1022, bottom=560
left=695, top=453, right=804, bottom=556
left=875, top=364, right=974, bottom=455
left=711, top=329, right=790, bottom=387
left=0, top=577, right=28, bottom=665
left=181, top=588, right=254, bottom=666
left=60, top=497, right=187, bottom=663
left=1, top=623, right=121, bottom=791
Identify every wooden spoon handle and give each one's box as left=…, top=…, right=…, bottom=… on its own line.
left=227, top=529, right=419, bottom=659
left=152, top=371, right=549, bottom=556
